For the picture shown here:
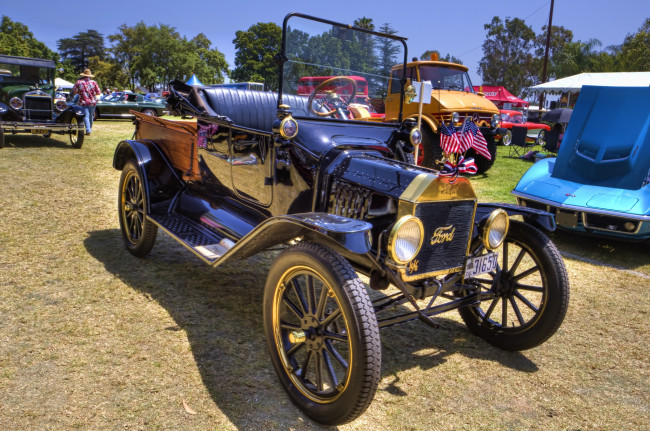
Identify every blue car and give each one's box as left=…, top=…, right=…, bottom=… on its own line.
left=512, top=85, right=650, bottom=240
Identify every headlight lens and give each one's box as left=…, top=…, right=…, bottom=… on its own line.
left=482, top=209, right=509, bottom=250
left=491, top=114, right=501, bottom=128
left=410, top=128, right=422, bottom=146
left=388, top=216, right=424, bottom=264
left=451, top=112, right=460, bottom=126
left=10, top=97, right=23, bottom=110
left=279, top=116, right=298, bottom=139
left=55, top=100, right=67, bottom=111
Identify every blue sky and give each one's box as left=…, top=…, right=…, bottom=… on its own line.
left=3, top=0, right=647, bottom=88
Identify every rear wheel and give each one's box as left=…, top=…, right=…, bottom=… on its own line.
left=263, top=242, right=381, bottom=425
left=418, top=126, right=444, bottom=169
left=466, top=134, right=497, bottom=174
left=458, top=221, right=569, bottom=351
left=69, top=116, right=85, bottom=148
left=118, top=159, right=158, bottom=256
left=536, top=130, right=546, bottom=145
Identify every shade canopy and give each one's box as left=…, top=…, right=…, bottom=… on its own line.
left=529, top=72, right=650, bottom=94
left=186, top=74, right=204, bottom=86
left=55, top=78, right=74, bottom=89
left=473, top=85, right=529, bottom=108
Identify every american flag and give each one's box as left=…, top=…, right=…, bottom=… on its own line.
left=440, top=123, right=460, bottom=154
left=461, top=121, right=491, bottom=160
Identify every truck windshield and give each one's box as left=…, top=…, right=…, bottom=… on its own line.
left=281, top=14, right=407, bottom=121
left=418, top=65, right=474, bottom=93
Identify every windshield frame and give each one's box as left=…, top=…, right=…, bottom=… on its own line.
left=278, top=12, right=409, bottom=123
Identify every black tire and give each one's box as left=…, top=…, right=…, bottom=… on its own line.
left=501, top=129, right=512, bottom=146
left=458, top=221, right=569, bottom=351
left=536, top=129, right=546, bottom=145
left=263, top=242, right=381, bottom=426
left=118, top=159, right=158, bottom=257
left=466, top=134, right=497, bottom=174
left=69, top=116, right=85, bottom=148
left=142, top=108, right=157, bottom=117
left=419, top=126, right=444, bottom=169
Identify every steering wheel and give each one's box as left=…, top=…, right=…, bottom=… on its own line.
left=307, top=76, right=358, bottom=117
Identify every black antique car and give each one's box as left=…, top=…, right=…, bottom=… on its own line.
left=113, top=13, right=569, bottom=425
left=0, top=55, right=86, bottom=148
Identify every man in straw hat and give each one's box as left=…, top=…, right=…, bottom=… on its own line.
left=72, top=68, right=101, bottom=136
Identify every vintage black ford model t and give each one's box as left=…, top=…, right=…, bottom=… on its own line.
left=0, top=55, right=86, bottom=148
left=113, top=14, right=569, bottom=425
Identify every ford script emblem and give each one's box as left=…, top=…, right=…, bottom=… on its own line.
left=431, top=225, right=456, bottom=245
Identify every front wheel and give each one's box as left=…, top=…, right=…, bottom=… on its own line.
left=501, top=130, right=512, bottom=146
left=69, top=116, right=85, bottom=148
left=263, top=242, right=381, bottom=425
left=458, top=221, right=569, bottom=351
left=536, top=130, right=546, bottom=145
left=465, top=133, right=497, bottom=174
left=118, top=159, right=158, bottom=256
left=418, top=126, right=444, bottom=169
left=142, top=108, right=157, bottom=117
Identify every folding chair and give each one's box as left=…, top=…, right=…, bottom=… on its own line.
left=541, top=130, right=560, bottom=154
left=508, top=126, right=534, bottom=157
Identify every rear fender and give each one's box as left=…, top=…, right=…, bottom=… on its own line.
left=113, top=139, right=183, bottom=213
left=476, top=202, right=556, bottom=232
left=219, top=213, right=373, bottom=264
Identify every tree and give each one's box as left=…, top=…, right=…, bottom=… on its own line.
left=57, top=30, right=105, bottom=72
left=231, top=22, right=282, bottom=91
left=534, top=24, right=573, bottom=81
left=419, top=50, right=463, bottom=64
left=617, top=18, right=650, bottom=71
left=0, top=16, right=57, bottom=60
left=552, top=38, right=604, bottom=77
left=478, top=16, right=538, bottom=97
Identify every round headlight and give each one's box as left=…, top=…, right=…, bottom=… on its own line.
left=482, top=209, right=509, bottom=250
left=451, top=112, right=460, bottom=126
left=55, top=100, right=67, bottom=111
left=491, top=113, right=501, bottom=128
left=10, top=97, right=23, bottom=110
left=279, top=116, right=298, bottom=139
left=388, top=216, right=424, bottom=264
left=410, top=128, right=422, bottom=146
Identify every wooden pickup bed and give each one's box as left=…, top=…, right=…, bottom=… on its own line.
left=132, top=111, right=201, bottom=181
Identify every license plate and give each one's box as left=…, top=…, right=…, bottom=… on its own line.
left=465, top=252, right=499, bottom=277
left=31, top=129, right=47, bottom=135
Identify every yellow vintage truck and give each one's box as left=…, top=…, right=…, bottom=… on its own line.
left=383, top=57, right=504, bottom=173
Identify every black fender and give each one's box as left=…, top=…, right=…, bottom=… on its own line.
left=475, top=202, right=556, bottom=232
left=215, top=212, right=373, bottom=265
left=55, top=105, right=86, bottom=123
left=113, top=139, right=182, bottom=213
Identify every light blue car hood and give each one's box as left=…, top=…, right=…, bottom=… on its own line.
left=513, top=86, right=650, bottom=218
left=552, top=85, right=650, bottom=190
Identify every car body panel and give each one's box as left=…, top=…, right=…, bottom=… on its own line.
left=512, top=85, right=650, bottom=239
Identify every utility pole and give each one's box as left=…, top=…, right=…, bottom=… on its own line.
left=539, top=0, right=554, bottom=110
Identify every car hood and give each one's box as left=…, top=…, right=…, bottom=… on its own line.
left=513, top=158, right=650, bottom=218
left=431, top=90, right=498, bottom=113
left=551, top=85, right=650, bottom=190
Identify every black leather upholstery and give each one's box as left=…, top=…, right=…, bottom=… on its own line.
left=192, top=87, right=312, bottom=132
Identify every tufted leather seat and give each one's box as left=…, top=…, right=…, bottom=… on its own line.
left=190, top=87, right=313, bottom=132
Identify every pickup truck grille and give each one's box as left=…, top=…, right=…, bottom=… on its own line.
left=24, top=95, right=52, bottom=120
left=404, top=200, right=475, bottom=280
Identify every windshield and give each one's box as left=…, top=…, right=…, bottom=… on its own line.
left=0, top=63, right=52, bottom=86
left=501, top=112, right=524, bottom=123
left=281, top=14, right=407, bottom=121
left=418, top=65, right=473, bottom=92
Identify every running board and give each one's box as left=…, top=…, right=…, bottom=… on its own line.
left=148, top=213, right=235, bottom=264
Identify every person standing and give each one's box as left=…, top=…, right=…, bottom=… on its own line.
left=72, top=68, right=101, bottom=136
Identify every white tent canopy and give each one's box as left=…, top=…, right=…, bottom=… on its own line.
left=529, top=72, right=650, bottom=94
left=55, top=78, right=74, bottom=89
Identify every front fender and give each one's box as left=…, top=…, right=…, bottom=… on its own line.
left=476, top=202, right=556, bottom=232
left=55, top=105, right=86, bottom=123
left=217, top=212, right=373, bottom=264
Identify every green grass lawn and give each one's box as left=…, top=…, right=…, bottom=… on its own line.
left=0, top=120, right=648, bottom=430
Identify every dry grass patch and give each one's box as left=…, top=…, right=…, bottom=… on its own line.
left=0, top=120, right=648, bottom=430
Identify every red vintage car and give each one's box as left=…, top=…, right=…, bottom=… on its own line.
left=497, top=109, right=550, bottom=145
